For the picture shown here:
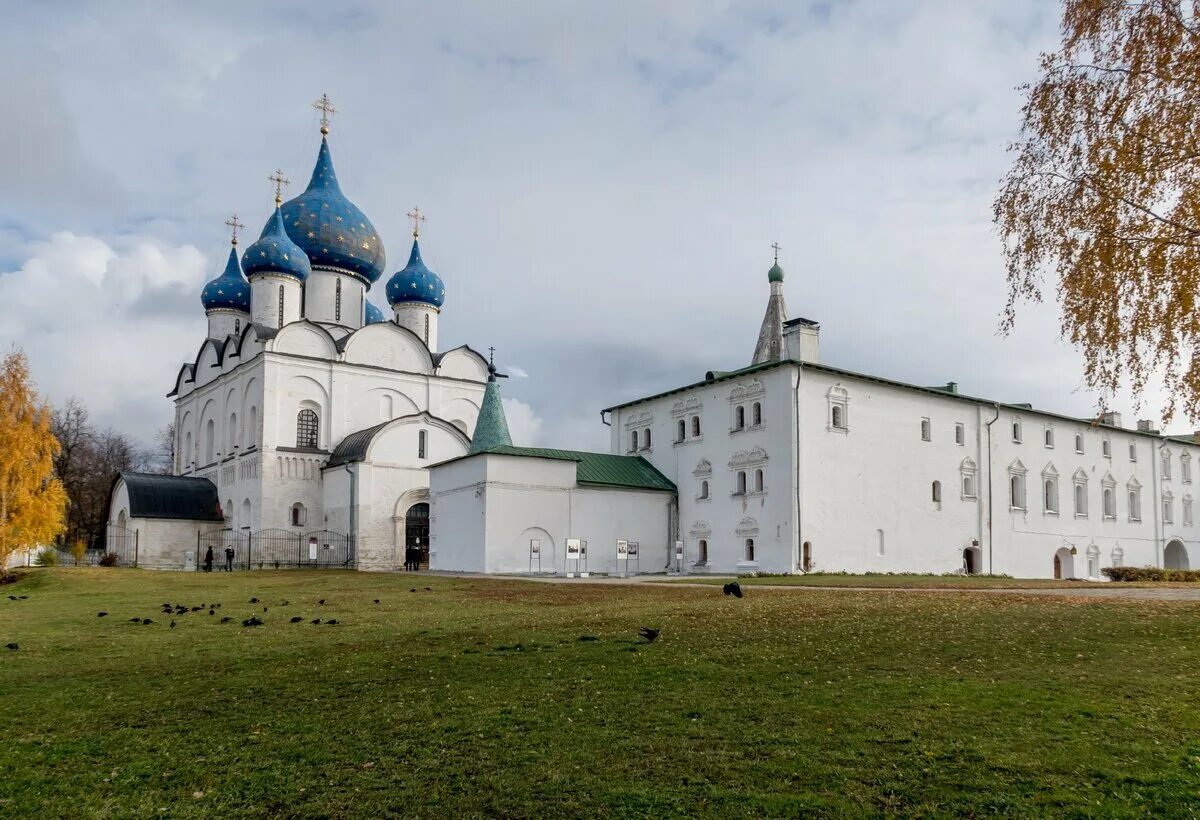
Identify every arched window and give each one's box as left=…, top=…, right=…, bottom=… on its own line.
left=382, top=395, right=394, bottom=421
left=735, top=406, right=745, bottom=430
left=1075, top=433, right=1084, bottom=453
left=1010, top=474, right=1025, bottom=509
left=335, top=278, right=342, bottom=323
left=691, top=415, right=701, bottom=437
left=630, top=430, right=638, bottom=452
left=1103, top=487, right=1116, bottom=518
left=424, top=314, right=430, bottom=344
left=228, top=413, right=238, bottom=452
left=1044, top=478, right=1058, bottom=513
left=831, top=405, right=844, bottom=429
left=697, top=539, right=708, bottom=563
left=185, top=431, right=193, bottom=466
left=736, top=471, right=747, bottom=495
left=418, top=430, right=427, bottom=460
left=296, top=409, right=319, bottom=449
left=802, top=541, right=812, bottom=572
left=1162, top=451, right=1173, bottom=479
left=642, top=428, right=652, bottom=449
left=921, top=419, right=931, bottom=441
left=751, top=403, right=762, bottom=426
left=235, top=318, right=240, bottom=334
left=698, top=480, right=709, bottom=499
left=1074, top=482, right=1087, bottom=516
left=931, top=480, right=942, bottom=503
left=677, top=419, right=686, bottom=442
left=754, top=469, right=764, bottom=493
left=744, top=538, right=755, bottom=562
left=204, top=419, right=215, bottom=465
left=1044, top=428, right=1054, bottom=447
left=278, top=285, right=284, bottom=328
left=291, top=503, right=307, bottom=527
left=247, top=406, right=257, bottom=448
left=1102, top=439, right=1111, bottom=457
left=1012, top=421, right=1022, bottom=443
left=1129, top=487, right=1142, bottom=521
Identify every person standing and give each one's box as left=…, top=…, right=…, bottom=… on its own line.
left=224, top=546, right=235, bottom=572
left=203, top=546, right=214, bottom=573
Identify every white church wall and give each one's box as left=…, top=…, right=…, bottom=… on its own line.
left=436, top=348, right=488, bottom=383
left=429, top=456, right=489, bottom=573
left=303, top=271, right=366, bottom=327
left=272, top=322, right=338, bottom=361
left=341, top=323, right=433, bottom=374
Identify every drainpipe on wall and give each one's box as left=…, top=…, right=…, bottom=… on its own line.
left=344, top=462, right=357, bottom=561
left=1154, top=437, right=1164, bottom=567
left=985, top=403, right=1000, bottom=574
left=794, top=366, right=803, bottom=572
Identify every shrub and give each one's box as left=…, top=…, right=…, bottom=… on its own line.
left=98, top=552, right=119, bottom=567
left=69, top=539, right=87, bottom=567
left=1102, top=566, right=1200, bottom=582
left=34, top=549, right=58, bottom=567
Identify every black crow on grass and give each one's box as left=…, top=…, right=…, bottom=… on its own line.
left=638, top=627, right=660, bottom=643
left=5, top=643, right=17, bottom=650
left=97, top=612, right=108, bottom=618
left=722, top=582, right=743, bottom=599
left=242, top=616, right=263, bottom=627
left=290, top=616, right=304, bottom=623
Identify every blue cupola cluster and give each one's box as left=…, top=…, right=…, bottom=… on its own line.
left=386, top=239, right=445, bottom=309
left=364, top=299, right=387, bottom=325
left=200, top=247, right=251, bottom=312
left=243, top=207, right=311, bottom=282
left=280, top=138, right=386, bottom=285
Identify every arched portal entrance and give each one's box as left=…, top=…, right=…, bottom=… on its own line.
left=1165, top=539, right=1189, bottom=570
left=1054, top=547, right=1074, bottom=580
left=405, top=503, right=430, bottom=570
left=962, top=547, right=982, bottom=575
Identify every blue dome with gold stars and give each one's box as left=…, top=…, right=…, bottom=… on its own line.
left=243, top=207, right=311, bottom=282
left=280, top=137, right=385, bottom=285
left=386, top=239, right=445, bottom=309
left=200, top=247, right=251, bottom=312
left=364, top=299, right=387, bottom=325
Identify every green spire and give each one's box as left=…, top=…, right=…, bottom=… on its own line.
left=468, top=358, right=512, bottom=455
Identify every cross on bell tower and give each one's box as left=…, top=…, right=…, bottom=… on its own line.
left=407, top=206, right=426, bottom=238
left=771, top=242, right=781, bottom=264
left=312, top=93, right=336, bottom=135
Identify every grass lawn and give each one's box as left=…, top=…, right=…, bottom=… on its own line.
left=3, top=569, right=1200, bottom=816
left=674, top=573, right=1147, bottom=589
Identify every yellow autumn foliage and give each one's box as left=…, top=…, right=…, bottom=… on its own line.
left=996, top=0, right=1200, bottom=421
left=0, top=349, right=68, bottom=569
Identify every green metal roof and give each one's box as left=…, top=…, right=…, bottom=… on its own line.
left=438, top=445, right=676, bottom=492
left=468, top=379, right=512, bottom=454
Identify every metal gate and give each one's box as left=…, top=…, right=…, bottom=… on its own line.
left=196, top=527, right=248, bottom=572
left=246, top=529, right=355, bottom=570
left=103, top=524, right=139, bottom=567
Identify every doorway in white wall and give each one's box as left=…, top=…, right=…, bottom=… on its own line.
left=1165, top=539, right=1189, bottom=570
left=1053, top=547, right=1074, bottom=579
left=962, top=546, right=982, bottom=575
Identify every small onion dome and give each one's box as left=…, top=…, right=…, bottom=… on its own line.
left=280, top=137, right=386, bottom=285
left=200, top=247, right=251, bottom=312
left=386, top=239, right=445, bottom=309
left=364, top=299, right=387, bottom=325
left=768, top=261, right=784, bottom=283
left=243, top=208, right=311, bottom=282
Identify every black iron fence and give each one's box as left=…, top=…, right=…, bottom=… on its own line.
left=102, top=525, right=140, bottom=567
left=196, top=527, right=355, bottom=570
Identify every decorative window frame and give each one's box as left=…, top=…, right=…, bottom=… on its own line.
left=1042, top=462, right=1059, bottom=515
left=1163, top=489, right=1175, bottom=524
left=827, top=385, right=849, bottom=434
left=1127, top=478, right=1143, bottom=522
left=1111, top=546, right=1124, bottom=567
left=735, top=516, right=759, bottom=537
left=1008, top=459, right=1028, bottom=511
left=1183, top=453, right=1193, bottom=484
left=1162, top=447, right=1173, bottom=480
left=1101, top=438, right=1112, bottom=459
left=955, top=423, right=965, bottom=446
left=1072, top=468, right=1089, bottom=518
left=1101, top=473, right=1117, bottom=520
left=960, top=457, right=978, bottom=500
left=1184, top=494, right=1194, bottom=526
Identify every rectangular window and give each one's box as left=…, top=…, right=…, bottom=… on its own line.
left=1102, top=439, right=1111, bottom=458
left=1185, top=498, right=1194, bottom=526
left=1184, top=457, right=1192, bottom=484
left=1012, top=421, right=1022, bottom=443
left=1044, top=428, right=1054, bottom=448
left=1075, top=433, right=1084, bottom=454
left=335, top=278, right=342, bottom=323
left=1130, top=443, right=1137, bottom=462
left=418, top=429, right=427, bottom=460
left=955, top=423, right=964, bottom=445
left=920, top=418, right=931, bottom=442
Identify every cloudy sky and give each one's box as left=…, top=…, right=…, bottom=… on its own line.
left=0, top=1, right=1175, bottom=449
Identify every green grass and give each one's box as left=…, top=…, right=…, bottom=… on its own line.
left=3, top=569, right=1200, bottom=816
left=676, top=572, right=1149, bottom=589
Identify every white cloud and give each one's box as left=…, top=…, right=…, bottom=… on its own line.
left=501, top=398, right=543, bottom=447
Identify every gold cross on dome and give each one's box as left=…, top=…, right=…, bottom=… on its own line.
left=225, top=214, right=245, bottom=246
left=268, top=169, right=290, bottom=206
left=312, top=93, right=336, bottom=135
left=407, top=206, right=426, bottom=238
left=771, top=242, right=781, bottom=263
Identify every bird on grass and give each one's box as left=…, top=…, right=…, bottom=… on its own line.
left=142, top=619, right=154, bottom=625
left=7, top=595, right=17, bottom=601
left=220, top=616, right=233, bottom=623
left=638, top=627, right=660, bottom=643
left=311, top=618, right=321, bottom=625
left=262, top=607, right=268, bottom=613
left=249, top=598, right=259, bottom=604
left=326, top=619, right=338, bottom=626
left=97, top=612, right=108, bottom=618
left=290, top=616, right=304, bottom=623
left=317, top=599, right=326, bottom=605
left=5, top=643, right=17, bottom=651
left=722, top=582, right=743, bottom=599
left=424, top=587, right=431, bottom=592
left=129, top=617, right=142, bottom=624
left=208, top=610, right=215, bottom=616
left=373, top=599, right=380, bottom=604
left=170, top=621, right=176, bottom=629
left=242, top=616, right=263, bottom=627
left=409, top=589, right=416, bottom=593
left=279, top=600, right=289, bottom=607
left=18, top=595, right=27, bottom=600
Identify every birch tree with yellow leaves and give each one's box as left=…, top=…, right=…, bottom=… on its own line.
left=996, top=0, right=1200, bottom=421
left=0, top=349, right=67, bottom=572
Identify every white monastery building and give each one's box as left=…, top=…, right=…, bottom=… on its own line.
left=109, top=101, right=1200, bottom=579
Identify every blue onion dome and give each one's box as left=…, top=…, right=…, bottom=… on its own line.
left=280, top=137, right=385, bottom=284
left=364, top=299, right=386, bottom=325
left=386, top=239, right=446, bottom=308
left=200, top=247, right=251, bottom=312
left=243, top=207, right=311, bottom=282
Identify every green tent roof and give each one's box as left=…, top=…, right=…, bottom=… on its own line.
left=468, top=378, right=512, bottom=455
